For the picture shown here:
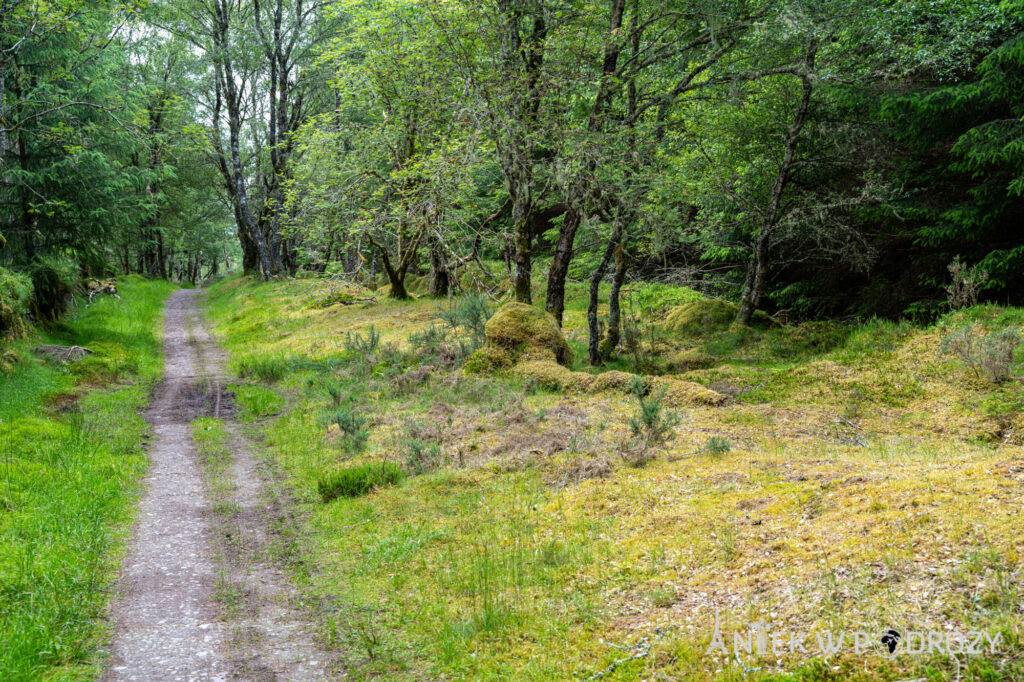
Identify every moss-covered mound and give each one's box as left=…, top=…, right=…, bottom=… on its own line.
left=773, top=320, right=850, bottom=356
left=513, top=361, right=594, bottom=392
left=484, top=302, right=573, bottom=366
left=0, top=349, right=20, bottom=373
left=661, top=299, right=775, bottom=337
left=651, top=377, right=728, bottom=407
left=665, top=349, right=717, bottom=372
left=464, top=344, right=516, bottom=374
left=510, top=360, right=727, bottom=407
left=467, top=302, right=727, bottom=407
left=589, top=370, right=641, bottom=393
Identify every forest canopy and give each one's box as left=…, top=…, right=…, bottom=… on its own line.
left=1, top=0, right=1021, bottom=336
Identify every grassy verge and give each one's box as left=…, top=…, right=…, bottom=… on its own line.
left=206, top=275, right=1023, bottom=681
left=0, top=276, right=175, bottom=680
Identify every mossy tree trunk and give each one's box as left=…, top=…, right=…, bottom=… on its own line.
left=588, top=220, right=624, bottom=365
left=559, top=0, right=627, bottom=331
left=368, top=223, right=427, bottom=301
left=511, top=196, right=534, bottom=304
left=545, top=207, right=580, bottom=327
left=603, top=237, right=629, bottom=354
left=493, top=0, right=547, bottom=305
left=428, top=235, right=450, bottom=298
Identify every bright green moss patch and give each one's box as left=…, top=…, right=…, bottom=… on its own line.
left=484, top=302, right=574, bottom=366
left=661, top=298, right=775, bottom=338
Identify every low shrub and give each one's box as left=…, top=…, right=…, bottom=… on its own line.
left=407, top=296, right=495, bottom=370
left=409, top=323, right=449, bottom=357
left=321, top=405, right=370, bottom=453
left=703, top=436, right=731, bottom=455
left=627, top=381, right=682, bottom=451
left=28, top=254, right=78, bottom=320
left=403, top=439, right=443, bottom=475
left=437, top=294, right=492, bottom=347
left=234, top=353, right=294, bottom=383
left=946, top=256, right=988, bottom=310
left=322, top=406, right=368, bottom=436
left=318, top=461, right=403, bottom=502
left=343, top=326, right=381, bottom=355
left=0, top=266, right=34, bottom=339
left=941, top=323, right=1022, bottom=384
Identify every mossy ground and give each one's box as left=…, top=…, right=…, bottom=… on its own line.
left=0, top=276, right=176, bottom=680
left=205, top=275, right=1024, bottom=681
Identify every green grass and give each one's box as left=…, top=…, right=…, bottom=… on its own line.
left=205, top=275, right=1024, bottom=681
left=317, top=461, right=404, bottom=502
left=233, top=352, right=295, bottom=383
left=230, top=383, right=286, bottom=421
left=0, top=275, right=175, bottom=680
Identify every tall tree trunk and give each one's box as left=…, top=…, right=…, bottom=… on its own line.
left=212, top=0, right=274, bottom=279
left=377, top=246, right=409, bottom=300
left=548, top=0, right=625, bottom=321
left=545, top=207, right=581, bottom=326
left=222, top=225, right=231, bottom=272
left=587, top=221, right=624, bottom=365
left=284, top=235, right=299, bottom=276
left=428, top=235, right=450, bottom=298
left=368, top=223, right=425, bottom=300
left=322, top=232, right=336, bottom=272
left=511, top=192, right=533, bottom=303
left=495, top=0, right=547, bottom=304
left=603, top=236, right=628, bottom=354
left=156, top=230, right=167, bottom=279
left=235, top=204, right=259, bottom=275
left=736, top=40, right=817, bottom=326
left=346, top=244, right=357, bottom=275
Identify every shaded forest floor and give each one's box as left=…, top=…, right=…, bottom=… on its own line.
left=206, top=274, right=1022, bottom=680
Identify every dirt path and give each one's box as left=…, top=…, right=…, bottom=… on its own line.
left=106, top=289, right=329, bottom=681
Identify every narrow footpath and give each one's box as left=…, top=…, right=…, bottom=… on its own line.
left=105, top=289, right=329, bottom=681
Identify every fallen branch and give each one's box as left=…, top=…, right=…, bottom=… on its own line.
left=831, top=418, right=868, bottom=446
left=33, top=345, right=93, bottom=363
left=88, top=286, right=121, bottom=303
left=85, top=278, right=120, bottom=304
left=835, top=415, right=862, bottom=431
left=581, top=628, right=668, bottom=680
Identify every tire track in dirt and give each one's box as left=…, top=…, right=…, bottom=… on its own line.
left=105, top=289, right=330, bottom=680
left=185, top=293, right=331, bottom=680
left=105, top=290, right=229, bottom=681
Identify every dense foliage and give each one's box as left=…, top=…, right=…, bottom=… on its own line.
left=1, top=0, right=1021, bottom=352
